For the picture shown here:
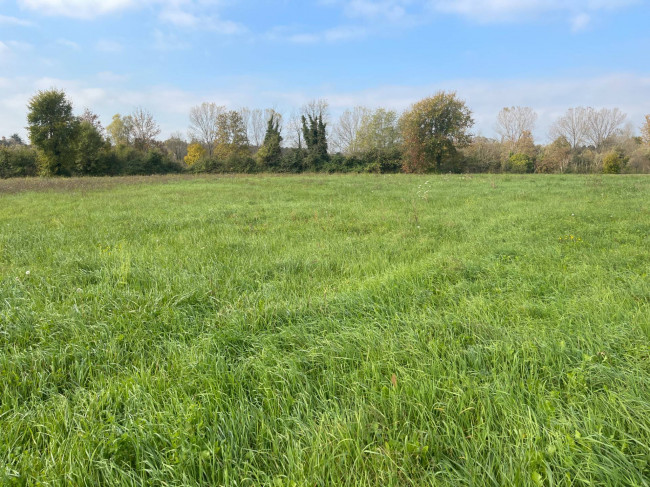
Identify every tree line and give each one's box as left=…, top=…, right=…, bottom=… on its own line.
left=2, top=88, right=649, bottom=178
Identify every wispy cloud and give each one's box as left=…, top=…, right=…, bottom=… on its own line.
left=429, top=0, right=639, bottom=22
left=17, top=0, right=245, bottom=34
left=284, top=25, right=368, bottom=44
left=0, top=14, right=35, bottom=26
left=56, top=38, right=81, bottom=50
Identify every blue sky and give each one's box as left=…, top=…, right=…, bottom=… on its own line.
left=1, top=0, right=649, bottom=141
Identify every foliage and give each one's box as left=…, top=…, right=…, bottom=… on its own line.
left=184, top=143, right=206, bottom=167
left=75, top=121, right=113, bottom=175
left=537, top=136, right=571, bottom=173
left=462, top=137, right=503, bottom=173
left=214, top=110, right=249, bottom=160
left=505, top=153, right=534, bottom=173
left=163, top=134, right=188, bottom=163
left=302, top=114, right=329, bottom=170
left=27, top=89, right=79, bottom=176
left=354, top=108, right=401, bottom=155
left=602, top=150, right=626, bottom=174
left=106, top=114, right=133, bottom=147
left=0, top=175, right=648, bottom=485
left=256, top=113, right=283, bottom=171
left=0, top=145, right=39, bottom=178
left=400, top=92, right=474, bottom=173
left=642, top=114, right=650, bottom=145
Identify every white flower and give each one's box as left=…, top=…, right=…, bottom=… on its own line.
left=25, top=270, right=30, bottom=276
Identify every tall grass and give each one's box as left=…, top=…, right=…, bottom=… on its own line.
left=1, top=174, right=648, bottom=486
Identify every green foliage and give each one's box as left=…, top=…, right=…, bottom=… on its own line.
left=256, top=114, right=283, bottom=171
left=0, top=175, right=648, bottom=485
left=75, top=121, right=113, bottom=175
left=354, top=108, right=401, bottom=154
left=106, top=114, right=133, bottom=147
left=505, top=153, right=534, bottom=173
left=302, top=114, right=329, bottom=170
left=0, top=145, right=39, bottom=178
left=215, top=110, right=249, bottom=160
left=400, top=91, right=474, bottom=173
left=602, top=150, right=625, bottom=174
left=27, top=89, right=79, bottom=175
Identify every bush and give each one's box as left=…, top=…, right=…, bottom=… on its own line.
left=602, top=151, right=625, bottom=174
left=505, top=153, right=533, bottom=173
left=0, top=145, right=39, bottom=178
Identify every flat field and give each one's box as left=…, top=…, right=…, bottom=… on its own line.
left=0, top=174, right=649, bottom=486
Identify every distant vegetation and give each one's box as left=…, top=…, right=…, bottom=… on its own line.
left=2, top=89, right=650, bottom=178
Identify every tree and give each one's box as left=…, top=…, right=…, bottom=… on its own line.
left=537, top=136, right=571, bottom=173
left=240, top=108, right=274, bottom=148
left=214, top=110, right=249, bottom=159
left=602, top=150, right=625, bottom=174
left=550, top=107, right=588, bottom=149
left=188, top=102, right=223, bottom=157
left=184, top=143, right=206, bottom=166
left=286, top=110, right=304, bottom=149
left=27, top=89, right=79, bottom=175
left=641, top=115, right=650, bottom=145
left=585, top=107, right=626, bottom=151
left=302, top=113, right=329, bottom=170
left=164, top=133, right=188, bottom=162
left=332, top=106, right=369, bottom=154
left=106, top=114, right=133, bottom=146
left=496, top=106, right=537, bottom=147
left=75, top=120, right=112, bottom=175
left=355, top=108, right=401, bottom=153
left=130, top=107, right=160, bottom=151
left=399, top=91, right=474, bottom=173
left=256, top=112, right=283, bottom=170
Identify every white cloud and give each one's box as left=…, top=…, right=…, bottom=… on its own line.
left=286, top=25, right=368, bottom=44
left=329, top=0, right=638, bottom=28
left=0, top=14, right=34, bottom=26
left=19, top=0, right=137, bottom=18
left=17, top=0, right=245, bottom=34
left=430, top=0, right=639, bottom=21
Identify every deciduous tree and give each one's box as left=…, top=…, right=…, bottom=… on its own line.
left=641, top=115, right=650, bottom=145
left=550, top=107, right=588, bottom=149
left=188, top=102, right=223, bottom=157
left=184, top=143, right=206, bottom=166
left=399, top=91, right=473, bottom=173
left=496, top=106, right=537, bottom=147
left=585, top=107, right=626, bottom=151
left=131, top=107, right=160, bottom=151
left=27, top=88, right=78, bottom=175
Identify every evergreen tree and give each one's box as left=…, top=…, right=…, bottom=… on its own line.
left=301, top=114, right=329, bottom=170
left=256, top=113, right=283, bottom=171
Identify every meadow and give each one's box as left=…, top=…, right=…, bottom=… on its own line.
left=0, top=174, right=648, bottom=486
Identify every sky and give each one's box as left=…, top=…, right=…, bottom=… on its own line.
left=1, top=0, right=649, bottom=142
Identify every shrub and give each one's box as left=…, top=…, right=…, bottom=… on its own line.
left=505, top=153, right=533, bottom=173
left=602, top=151, right=625, bottom=174
left=0, top=145, right=39, bottom=178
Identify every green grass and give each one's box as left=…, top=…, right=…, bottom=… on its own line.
left=1, top=174, right=649, bottom=486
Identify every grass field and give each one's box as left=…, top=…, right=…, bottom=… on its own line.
left=1, top=174, right=649, bottom=486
